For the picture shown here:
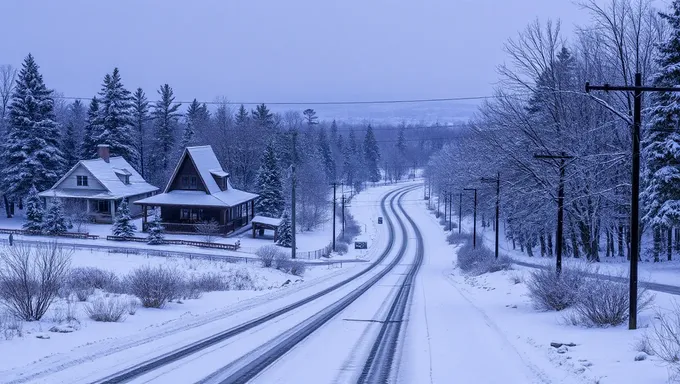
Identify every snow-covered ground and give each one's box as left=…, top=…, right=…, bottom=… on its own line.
left=418, top=191, right=677, bottom=383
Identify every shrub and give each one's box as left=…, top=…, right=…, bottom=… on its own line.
left=127, top=299, right=139, bottom=315
left=526, top=265, right=589, bottom=311
left=224, top=268, right=256, bottom=290
left=647, top=303, right=680, bottom=379
left=570, top=277, right=654, bottom=327
left=68, top=267, right=119, bottom=292
left=194, top=272, right=226, bottom=292
left=195, top=219, right=220, bottom=243
left=289, top=260, right=306, bottom=277
left=275, top=252, right=293, bottom=273
left=456, top=238, right=509, bottom=275
left=127, top=266, right=184, bottom=308
left=447, top=232, right=472, bottom=246
left=74, top=287, right=95, bottom=302
left=334, top=242, right=349, bottom=255
left=85, top=297, right=127, bottom=322
left=257, top=245, right=281, bottom=268
left=0, top=243, right=71, bottom=321
left=180, top=277, right=204, bottom=300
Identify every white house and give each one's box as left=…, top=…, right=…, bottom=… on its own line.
left=39, top=144, right=158, bottom=223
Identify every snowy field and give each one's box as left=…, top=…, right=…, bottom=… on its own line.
left=419, top=193, right=678, bottom=383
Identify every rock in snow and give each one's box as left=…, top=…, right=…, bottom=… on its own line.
left=634, top=352, right=648, bottom=361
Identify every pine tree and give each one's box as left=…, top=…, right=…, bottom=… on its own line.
left=68, top=99, right=86, bottom=147
left=252, top=103, right=274, bottom=130
left=146, top=211, right=165, bottom=245
left=81, top=96, right=103, bottom=158
left=363, top=124, right=381, bottom=182
left=317, top=126, right=335, bottom=182
left=98, top=68, right=138, bottom=163
left=256, top=141, right=285, bottom=217
left=151, top=84, right=181, bottom=173
left=642, top=0, right=680, bottom=260
left=131, top=88, right=149, bottom=176
left=2, top=54, right=65, bottom=201
left=62, top=121, right=79, bottom=169
left=235, top=104, right=249, bottom=128
left=343, top=128, right=358, bottom=187
left=276, top=209, right=293, bottom=247
left=303, top=108, right=318, bottom=127
left=23, top=185, right=44, bottom=233
left=112, top=199, right=137, bottom=237
left=182, top=99, right=201, bottom=148
left=42, top=198, right=70, bottom=235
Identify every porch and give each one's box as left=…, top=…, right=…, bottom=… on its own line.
left=138, top=200, right=256, bottom=235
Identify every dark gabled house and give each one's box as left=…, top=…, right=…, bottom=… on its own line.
left=135, top=145, right=259, bottom=234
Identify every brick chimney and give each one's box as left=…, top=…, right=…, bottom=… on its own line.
left=97, top=144, right=110, bottom=163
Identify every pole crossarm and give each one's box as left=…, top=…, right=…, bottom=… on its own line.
left=586, top=83, right=680, bottom=93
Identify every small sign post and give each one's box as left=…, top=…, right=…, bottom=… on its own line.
left=355, top=241, right=368, bottom=249
left=378, top=217, right=383, bottom=224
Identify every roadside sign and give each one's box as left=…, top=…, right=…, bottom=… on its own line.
left=378, top=217, right=383, bottom=224
left=355, top=241, right=368, bottom=249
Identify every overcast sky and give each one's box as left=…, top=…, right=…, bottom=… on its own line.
left=2, top=0, right=594, bottom=108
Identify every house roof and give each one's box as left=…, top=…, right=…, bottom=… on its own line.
left=136, top=145, right=259, bottom=208
left=252, top=215, right=283, bottom=227
left=39, top=157, right=158, bottom=200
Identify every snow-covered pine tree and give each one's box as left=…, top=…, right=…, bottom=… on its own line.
left=23, top=185, right=44, bottom=233
left=151, top=84, right=181, bottom=172
left=642, top=0, right=680, bottom=262
left=303, top=108, right=318, bottom=127
left=112, top=199, right=137, bottom=238
left=146, top=211, right=165, bottom=245
left=363, top=124, right=381, bottom=183
left=131, top=88, right=150, bottom=176
left=235, top=104, right=249, bottom=128
left=62, top=121, right=79, bottom=169
left=276, top=209, right=293, bottom=248
left=81, top=96, right=103, bottom=158
left=256, top=141, right=285, bottom=217
left=317, top=125, right=335, bottom=182
left=182, top=99, right=201, bottom=149
left=2, top=54, right=65, bottom=201
left=252, top=103, right=274, bottom=131
left=343, top=128, right=359, bottom=187
left=98, top=68, right=138, bottom=164
left=42, top=198, right=71, bottom=235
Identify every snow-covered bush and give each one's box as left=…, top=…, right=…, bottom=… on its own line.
left=195, top=219, right=220, bottom=243
left=68, top=267, right=119, bottom=292
left=224, top=268, right=256, bottom=290
left=23, top=186, right=44, bottom=233
left=276, top=210, right=293, bottom=247
left=570, top=277, right=654, bottom=327
left=456, top=238, right=510, bottom=275
left=334, top=242, right=349, bottom=254
left=193, top=272, right=226, bottom=292
left=647, top=303, right=680, bottom=379
left=85, top=297, right=127, bottom=322
left=526, top=265, right=589, bottom=311
left=0, top=243, right=71, bottom=321
left=112, top=199, right=137, bottom=238
left=0, top=310, right=23, bottom=340
left=257, top=245, right=282, bottom=268
left=42, top=199, right=72, bottom=235
left=447, top=232, right=471, bottom=245
left=127, top=298, right=139, bottom=315
left=289, top=260, right=306, bottom=277
left=127, top=266, right=184, bottom=308
left=274, top=252, right=293, bottom=273
left=146, top=211, right=165, bottom=245
left=337, top=211, right=361, bottom=245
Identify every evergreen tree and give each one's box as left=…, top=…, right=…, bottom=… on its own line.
left=62, top=121, right=79, bottom=169
left=23, top=185, right=44, bottom=233
left=68, top=99, right=86, bottom=147
left=131, top=88, right=149, bottom=176
left=256, top=141, right=285, bottom=217
left=235, top=104, right=249, bottom=128
left=276, top=208, right=293, bottom=248
left=112, top=199, right=137, bottom=237
left=343, top=128, right=359, bottom=187
left=182, top=99, right=201, bottom=148
left=643, top=0, right=680, bottom=260
left=151, top=84, right=181, bottom=172
left=303, top=108, right=318, bottom=127
left=2, top=54, right=65, bottom=201
left=81, top=96, right=103, bottom=158
left=317, top=126, right=335, bottom=182
left=42, top=198, right=70, bottom=235
left=252, top=103, right=274, bottom=130
left=363, top=124, right=381, bottom=182
left=98, top=68, right=138, bottom=163
left=146, top=211, right=165, bottom=245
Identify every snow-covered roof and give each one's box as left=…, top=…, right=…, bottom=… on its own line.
left=166, top=146, right=224, bottom=194
left=252, top=215, right=283, bottom=227
left=38, top=189, right=117, bottom=200
left=40, top=157, right=158, bottom=200
left=134, top=188, right=258, bottom=207
left=210, top=169, right=229, bottom=178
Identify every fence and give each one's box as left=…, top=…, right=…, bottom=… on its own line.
left=0, top=228, right=99, bottom=239
left=106, top=235, right=240, bottom=251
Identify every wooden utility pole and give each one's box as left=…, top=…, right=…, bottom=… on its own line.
left=584, top=73, right=680, bottom=330
left=291, top=130, right=298, bottom=259
left=481, top=173, right=501, bottom=259
left=464, top=188, right=478, bottom=248
left=458, top=192, right=462, bottom=234
left=341, top=195, right=346, bottom=235
left=331, top=182, right=337, bottom=251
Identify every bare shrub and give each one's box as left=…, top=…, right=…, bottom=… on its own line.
left=647, top=303, right=680, bottom=379
left=257, top=245, right=281, bottom=268
left=0, top=243, right=72, bottom=321
left=74, top=288, right=94, bottom=302
left=289, top=260, right=306, bottom=277
left=334, top=242, right=349, bottom=254
left=456, top=239, right=510, bottom=275
left=85, top=297, right=127, bottom=322
left=526, top=265, right=589, bottom=311
left=195, top=219, right=221, bottom=243
left=224, top=268, right=256, bottom=290
left=1, top=311, right=23, bottom=340
left=338, top=211, right=361, bottom=244
left=68, top=267, right=118, bottom=291
left=509, top=272, right=523, bottom=285
left=181, top=276, right=204, bottom=300
left=570, top=276, right=654, bottom=327
left=447, top=232, right=472, bottom=246
left=127, top=266, right=184, bottom=308
left=127, top=299, right=139, bottom=315
left=274, top=253, right=293, bottom=273
left=634, top=336, right=655, bottom=356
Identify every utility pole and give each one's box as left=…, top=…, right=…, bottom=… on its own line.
left=448, top=191, right=453, bottom=232
left=481, top=173, right=501, bottom=258
left=444, top=190, right=448, bottom=228
left=331, top=182, right=337, bottom=251
left=437, top=188, right=441, bottom=217
left=585, top=73, right=680, bottom=330
left=534, top=153, right=574, bottom=275
left=291, top=130, right=298, bottom=259
left=464, top=188, right=477, bottom=248
left=341, top=194, right=346, bottom=235
left=458, top=192, right=462, bottom=234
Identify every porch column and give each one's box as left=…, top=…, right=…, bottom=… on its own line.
left=251, top=200, right=255, bottom=219
left=110, top=200, right=115, bottom=216
left=86, top=200, right=90, bottom=214
left=143, top=205, right=148, bottom=226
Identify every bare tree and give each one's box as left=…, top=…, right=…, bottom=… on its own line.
left=0, top=64, right=16, bottom=134
left=194, top=219, right=221, bottom=243
left=0, top=242, right=72, bottom=321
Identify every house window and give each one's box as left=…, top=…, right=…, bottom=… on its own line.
left=123, top=175, right=130, bottom=185
left=181, top=175, right=198, bottom=190
left=190, top=176, right=197, bottom=189
left=182, top=176, right=189, bottom=188
left=77, top=175, right=88, bottom=186
left=97, top=200, right=110, bottom=213
left=181, top=208, right=190, bottom=220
